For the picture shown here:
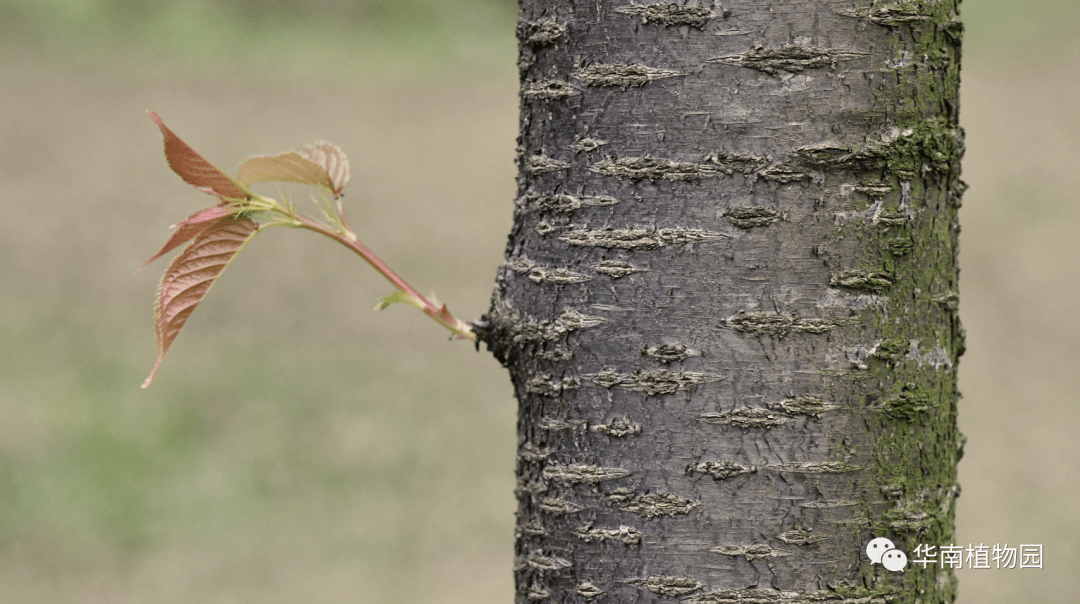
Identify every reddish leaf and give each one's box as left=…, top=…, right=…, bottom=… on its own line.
left=142, top=216, right=260, bottom=388
left=237, top=151, right=333, bottom=190
left=299, top=141, right=351, bottom=197
left=140, top=205, right=234, bottom=269
left=147, top=111, right=250, bottom=201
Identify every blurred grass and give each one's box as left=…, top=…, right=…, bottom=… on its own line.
left=0, top=1, right=1077, bottom=603
left=0, top=0, right=517, bottom=81
left=961, top=0, right=1080, bottom=58
left=0, top=2, right=520, bottom=601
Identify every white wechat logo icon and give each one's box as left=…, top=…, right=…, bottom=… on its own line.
left=881, top=548, right=908, bottom=572
left=866, top=537, right=907, bottom=572
left=865, top=537, right=895, bottom=563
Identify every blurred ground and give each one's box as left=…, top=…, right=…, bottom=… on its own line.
left=0, top=1, right=1076, bottom=603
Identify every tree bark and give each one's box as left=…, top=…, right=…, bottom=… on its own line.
left=479, top=1, right=964, bottom=602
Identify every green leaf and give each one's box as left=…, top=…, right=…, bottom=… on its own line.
left=143, top=216, right=260, bottom=388
left=373, top=290, right=424, bottom=311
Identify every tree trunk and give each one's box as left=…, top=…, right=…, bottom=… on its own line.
left=478, top=1, right=964, bottom=602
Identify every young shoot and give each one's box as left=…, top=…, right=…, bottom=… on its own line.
left=139, top=111, right=474, bottom=388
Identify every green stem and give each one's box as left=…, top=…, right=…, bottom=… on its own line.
left=294, top=215, right=476, bottom=341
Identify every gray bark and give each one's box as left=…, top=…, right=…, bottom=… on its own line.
left=478, top=1, right=964, bottom=602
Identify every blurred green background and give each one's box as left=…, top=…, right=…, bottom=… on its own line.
left=0, top=1, right=1075, bottom=602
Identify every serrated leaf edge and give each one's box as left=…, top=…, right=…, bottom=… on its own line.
left=142, top=216, right=260, bottom=388
left=140, top=205, right=235, bottom=269
left=299, top=140, right=351, bottom=198
left=147, top=111, right=251, bottom=201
